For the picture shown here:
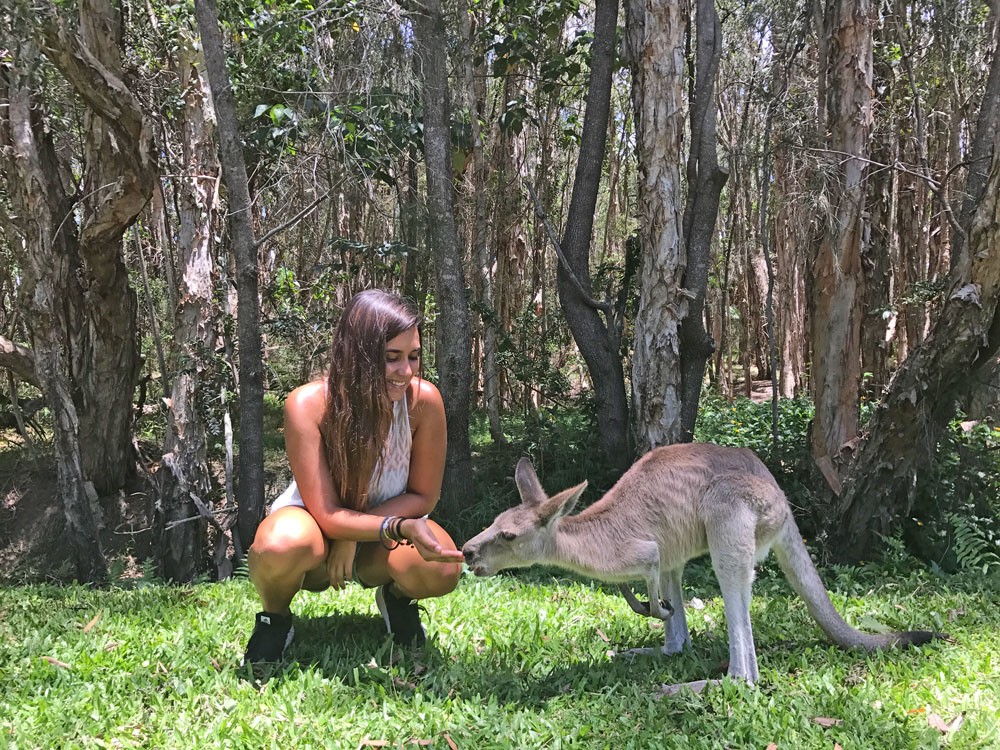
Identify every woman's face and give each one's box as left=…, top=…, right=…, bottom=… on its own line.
left=384, top=327, right=420, bottom=402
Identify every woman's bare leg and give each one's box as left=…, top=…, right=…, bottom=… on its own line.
left=248, top=507, right=328, bottom=614
left=355, top=519, right=462, bottom=599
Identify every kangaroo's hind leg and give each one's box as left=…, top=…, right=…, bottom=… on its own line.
left=703, top=484, right=765, bottom=683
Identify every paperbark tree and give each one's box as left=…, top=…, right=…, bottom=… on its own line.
left=830, top=146, right=1000, bottom=561
left=409, top=0, right=475, bottom=516
left=0, top=0, right=155, bottom=581
left=459, top=0, right=505, bottom=444
left=808, top=0, right=874, bottom=492
left=626, top=0, right=688, bottom=453
left=155, top=27, right=220, bottom=582
left=193, top=0, right=267, bottom=556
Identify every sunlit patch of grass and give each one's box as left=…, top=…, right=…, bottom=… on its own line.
left=1, top=559, right=997, bottom=749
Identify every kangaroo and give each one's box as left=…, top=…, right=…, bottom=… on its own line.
left=462, top=444, right=945, bottom=687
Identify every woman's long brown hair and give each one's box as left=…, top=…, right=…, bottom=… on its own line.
left=320, top=290, right=420, bottom=511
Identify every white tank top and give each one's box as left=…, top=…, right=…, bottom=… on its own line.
left=270, top=396, right=412, bottom=512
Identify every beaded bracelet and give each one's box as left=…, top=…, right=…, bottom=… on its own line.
left=378, top=516, right=400, bottom=550
left=379, top=515, right=413, bottom=548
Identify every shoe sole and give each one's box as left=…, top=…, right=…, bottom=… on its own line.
left=375, top=586, right=393, bottom=633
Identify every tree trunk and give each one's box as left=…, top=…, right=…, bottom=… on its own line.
left=830, top=148, right=1000, bottom=561
left=156, top=32, right=220, bottom=582
left=678, top=0, right=728, bottom=441
left=953, top=6, right=999, bottom=273
left=958, top=9, right=1000, bottom=416
left=774, top=150, right=809, bottom=398
left=194, top=0, right=266, bottom=557
left=2, top=0, right=156, bottom=580
left=860, top=77, right=896, bottom=397
left=555, top=0, right=629, bottom=469
left=1, top=64, right=108, bottom=581
left=627, top=0, right=689, bottom=453
left=808, top=0, right=874, bottom=492
left=410, top=0, right=475, bottom=519
left=459, top=0, right=505, bottom=445
left=35, top=0, right=151, bottom=498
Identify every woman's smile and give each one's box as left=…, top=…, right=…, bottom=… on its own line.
left=385, top=327, right=421, bottom=401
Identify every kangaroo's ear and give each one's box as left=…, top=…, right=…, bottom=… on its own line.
left=514, top=457, right=546, bottom=506
left=539, top=480, right=588, bottom=524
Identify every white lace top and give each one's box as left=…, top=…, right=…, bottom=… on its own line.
left=269, top=396, right=412, bottom=512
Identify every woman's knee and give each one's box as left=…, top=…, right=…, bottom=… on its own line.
left=408, top=559, right=462, bottom=599
left=414, top=521, right=461, bottom=596
left=249, top=510, right=326, bottom=568
left=435, top=560, right=462, bottom=595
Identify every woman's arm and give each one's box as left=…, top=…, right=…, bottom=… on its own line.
left=284, top=381, right=384, bottom=542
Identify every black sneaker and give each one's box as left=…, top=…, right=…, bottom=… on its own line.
left=376, top=584, right=426, bottom=647
left=242, top=611, right=294, bottom=665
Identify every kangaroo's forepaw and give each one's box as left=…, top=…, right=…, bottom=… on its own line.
left=618, top=646, right=663, bottom=658
left=656, top=678, right=720, bottom=697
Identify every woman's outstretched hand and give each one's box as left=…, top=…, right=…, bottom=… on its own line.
left=402, top=518, right=465, bottom=563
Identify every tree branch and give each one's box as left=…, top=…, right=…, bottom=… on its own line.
left=38, top=9, right=149, bottom=149
left=525, top=181, right=613, bottom=318
left=0, top=336, right=38, bottom=387
left=254, top=191, right=330, bottom=249
left=801, top=146, right=973, bottom=241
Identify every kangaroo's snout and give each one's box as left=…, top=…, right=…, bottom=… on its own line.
left=461, top=539, right=491, bottom=576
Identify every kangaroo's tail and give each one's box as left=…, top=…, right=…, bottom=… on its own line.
left=772, top=516, right=945, bottom=651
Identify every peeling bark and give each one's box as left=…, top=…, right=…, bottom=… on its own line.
left=831, top=149, right=1000, bottom=561
left=156, top=34, right=219, bottom=582
left=627, top=0, right=689, bottom=453
left=2, top=0, right=154, bottom=580
left=809, top=0, right=874, bottom=490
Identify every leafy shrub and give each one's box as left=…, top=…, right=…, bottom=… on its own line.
left=904, top=418, right=1000, bottom=573
left=694, top=396, right=1000, bottom=570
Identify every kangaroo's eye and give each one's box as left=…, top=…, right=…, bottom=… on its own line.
left=499, top=531, right=516, bottom=542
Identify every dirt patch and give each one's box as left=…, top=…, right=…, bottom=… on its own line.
left=0, top=446, right=69, bottom=581
left=0, top=440, right=156, bottom=583
left=0, top=431, right=290, bottom=583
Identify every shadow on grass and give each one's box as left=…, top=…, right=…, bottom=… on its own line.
left=237, top=609, right=735, bottom=709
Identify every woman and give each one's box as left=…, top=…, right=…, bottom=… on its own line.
left=243, top=289, right=464, bottom=665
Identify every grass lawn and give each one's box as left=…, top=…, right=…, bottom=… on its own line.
left=1, top=557, right=997, bottom=749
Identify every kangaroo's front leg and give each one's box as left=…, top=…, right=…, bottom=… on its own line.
left=659, top=567, right=690, bottom=655
left=615, top=541, right=676, bottom=657
left=618, top=583, right=673, bottom=618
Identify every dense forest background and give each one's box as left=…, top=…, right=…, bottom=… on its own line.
left=1, top=0, right=998, bottom=584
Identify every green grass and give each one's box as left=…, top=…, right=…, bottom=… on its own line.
left=1, top=558, right=997, bottom=749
